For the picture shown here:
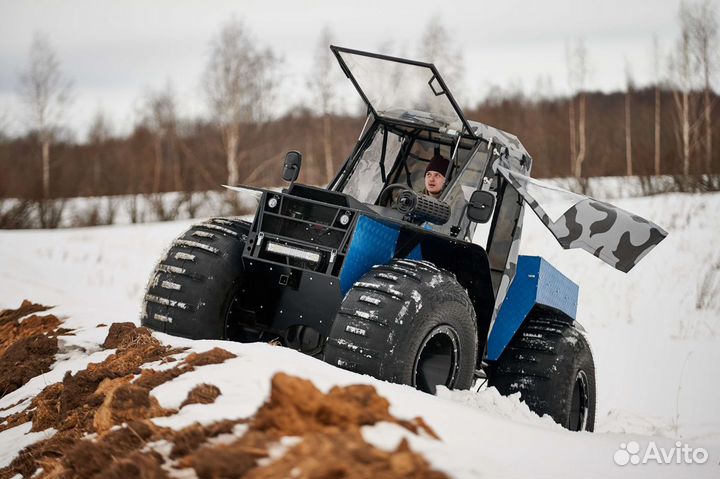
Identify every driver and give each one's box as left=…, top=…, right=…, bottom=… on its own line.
left=422, top=152, right=449, bottom=198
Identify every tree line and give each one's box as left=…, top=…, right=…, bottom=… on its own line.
left=1, top=1, right=718, bottom=228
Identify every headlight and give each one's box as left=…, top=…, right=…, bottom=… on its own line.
left=266, top=241, right=321, bottom=263
left=268, top=196, right=278, bottom=208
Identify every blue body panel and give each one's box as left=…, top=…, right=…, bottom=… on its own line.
left=486, top=255, right=579, bottom=361
left=407, top=244, right=423, bottom=260
left=340, top=215, right=403, bottom=295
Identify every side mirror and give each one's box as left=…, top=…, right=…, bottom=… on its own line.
left=466, top=190, right=495, bottom=224
left=282, top=150, right=302, bottom=183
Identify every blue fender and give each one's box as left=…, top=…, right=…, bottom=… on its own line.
left=339, top=215, right=424, bottom=295
left=339, top=215, right=400, bottom=294
left=485, top=256, right=579, bottom=361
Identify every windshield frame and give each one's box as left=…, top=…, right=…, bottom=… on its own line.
left=331, top=45, right=476, bottom=138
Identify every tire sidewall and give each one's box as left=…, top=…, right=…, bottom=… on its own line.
left=557, top=333, right=596, bottom=431
left=490, top=321, right=597, bottom=431
left=179, top=230, right=246, bottom=339
left=142, top=218, right=249, bottom=340
left=386, top=292, right=477, bottom=390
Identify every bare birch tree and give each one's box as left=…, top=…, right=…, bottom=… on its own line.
left=308, top=27, right=339, bottom=184
left=566, top=39, right=588, bottom=181
left=87, top=109, right=112, bottom=194
left=203, top=19, right=279, bottom=187
left=142, top=83, right=180, bottom=193
left=19, top=33, right=71, bottom=226
left=671, top=17, right=693, bottom=176
left=577, top=84, right=587, bottom=181
left=670, top=2, right=706, bottom=177
left=141, top=84, right=191, bottom=220
left=687, top=0, right=718, bottom=174
left=653, top=35, right=662, bottom=176
left=625, top=62, right=634, bottom=176
left=85, top=110, right=119, bottom=224
left=667, top=0, right=719, bottom=180
left=566, top=42, right=577, bottom=176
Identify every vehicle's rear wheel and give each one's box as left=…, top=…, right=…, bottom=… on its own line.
left=488, top=311, right=596, bottom=431
left=324, top=259, right=477, bottom=393
left=141, top=217, right=250, bottom=339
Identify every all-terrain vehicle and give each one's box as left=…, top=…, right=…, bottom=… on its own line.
left=142, top=47, right=667, bottom=432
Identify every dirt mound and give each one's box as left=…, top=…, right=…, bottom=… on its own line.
left=184, top=347, right=237, bottom=367
left=3, top=371, right=447, bottom=479
left=0, top=322, right=238, bottom=479
left=41, top=420, right=169, bottom=479
left=251, top=373, right=438, bottom=439
left=250, top=373, right=395, bottom=435
left=0, top=300, right=52, bottom=332
left=97, top=450, right=170, bottom=479
left=180, top=384, right=222, bottom=408
left=0, top=335, right=57, bottom=398
left=245, top=433, right=446, bottom=479
left=179, top=374, right=447, bottom=479
left=169, top=419, right=247, bottom=459
left=0, top=301, right=67, bottom=399
left=1, top=318, right=445, bottom=479
left=101, top=321, right=147, bottom=349
left=26, top=323, right=176, bottom=434
left=93, top=376, right=171, bottom=434
left=184, top=441, right=263, bottom=479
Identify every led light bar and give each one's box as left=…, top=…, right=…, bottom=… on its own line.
left=266, top=241, right=321, bottom=263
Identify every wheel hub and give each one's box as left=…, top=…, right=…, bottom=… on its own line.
left=413, top=325, right=460, bottom=394
left=569, top=370, right=590, bottom=431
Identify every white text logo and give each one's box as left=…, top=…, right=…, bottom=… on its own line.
left=614, top=441, right=708, bottom=466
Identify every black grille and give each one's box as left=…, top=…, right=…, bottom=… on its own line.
left=262, top=215, right=344, bottom=249
left=280, top=197, right=337, bottom=226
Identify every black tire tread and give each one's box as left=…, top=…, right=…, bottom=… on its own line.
left=489, top=312, right=596, bottom=431
left=141, top=217, right=250, bottom=339
left=325, top=258, right=476, bottom=389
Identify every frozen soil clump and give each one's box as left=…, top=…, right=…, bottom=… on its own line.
left=180, top=384, right=222, bottom=409
left=37, top=373, right=447, bottom=479
left=0, top=321, right=236, bottom=479
left=0, top=301, right=69, bottom=400
left=1, top=316, right=445, bottom=479
left=181, top=373, right=447, bottom=479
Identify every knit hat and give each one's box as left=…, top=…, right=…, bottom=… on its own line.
left=425, top=153, right=449, bottom=176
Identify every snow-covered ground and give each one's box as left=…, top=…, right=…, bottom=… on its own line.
left=1, top=189, right=719, bottom=477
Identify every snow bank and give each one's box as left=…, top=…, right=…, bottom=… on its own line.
left=1, top=189, right=719, bottom=476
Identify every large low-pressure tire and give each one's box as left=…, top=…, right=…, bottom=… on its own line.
left=141, top=217, right=250, bottom=339
left=488, top=311, right=596, bottom=431
left=324, top=258, right=478, bottom=394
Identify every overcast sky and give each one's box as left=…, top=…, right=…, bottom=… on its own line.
left=0, top=0, right=694, bottom=139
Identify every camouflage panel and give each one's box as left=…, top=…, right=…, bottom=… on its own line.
left=490, top=204, right=525, bottom=324
left=469, top=120, right=530, bottom=162
left=486, top=147, right=531, bottom=321
left=496, top=165, right=668, bottom=273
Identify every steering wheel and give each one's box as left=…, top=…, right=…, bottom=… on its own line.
left=377, top=183, right=414, bottom=209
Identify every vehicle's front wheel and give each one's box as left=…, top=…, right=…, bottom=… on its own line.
left=141, top=217, right=250, bottom=339
left=488, top=311, right=596, bottom=431
left=323, top=259, right=477, bottom=393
